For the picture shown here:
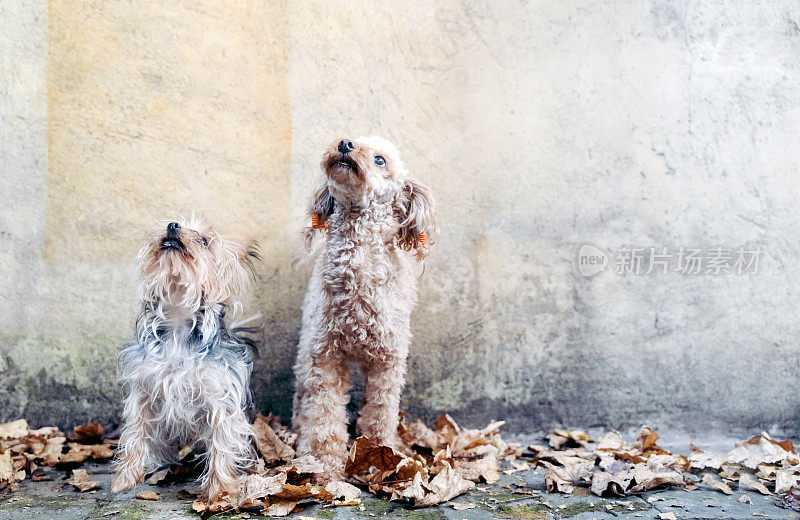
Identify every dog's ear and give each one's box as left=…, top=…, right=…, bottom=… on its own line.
left=304, top=176, right=335, bottom=249
left=204, top=236, right=257, bottom=310
left=396, top=177, right=437, bottom=260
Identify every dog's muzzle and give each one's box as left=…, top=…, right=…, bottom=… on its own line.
left=338, top=139, right=354, bottom=154
left=161, top=222, right=184, bottom=251
left=335, top=154, right=357, bottom=171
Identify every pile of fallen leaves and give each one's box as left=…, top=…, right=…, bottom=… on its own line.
left=0, top=413, right=513, bottom=516
left=528, top=425, right=800, bottom=510
left=0, top=419, right=115, bottom=493
left=194, top=413, right=518, bottom=516
left=689, top=432, right=800, bottom=507
left=530, top=427, right=686, bottom=496
left=9, top=413, right=800, bottom=516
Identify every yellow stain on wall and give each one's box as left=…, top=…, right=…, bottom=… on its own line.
left=45, top=0, right=291, bottom=264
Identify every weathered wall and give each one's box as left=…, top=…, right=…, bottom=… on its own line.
left=2, top=0, right=799, bottom=434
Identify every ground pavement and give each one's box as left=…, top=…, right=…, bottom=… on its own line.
left=0, top=455, right=796, bottom=520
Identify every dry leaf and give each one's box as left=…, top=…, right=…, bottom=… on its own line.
left=274, top=483, right=334, bottom=502
left=144, top=467, right=170, bottom=485
left=396, top=413, right=511, bottom=495
left=511, top=461, right=529, bottom=472
left=434, top=414, right=461, bottom=446
left=69, top=423, right=104, bottom=443
left=544, top=465, right=575, bottom=494
left=66, top=469, right=98, bottom=492
left=720, top=463, right=742, bottom=481
left=346, top=435, right=427, bottom=489
left=634, top=427, right=661, bottom=452
left=242, top=473, right=285, bottom=500
left=31, top=468, right=52, bottom=482
left=253, top=414, right=295, bottom=464
left=261, top=499, right=298, bottom=516
left=335, top=499, right=361, bottom=507
left=688, top=448, right=727, bottom=470
left=28, top=426, right=61, bottom=437
left=729, top=434, right=798, bottom=469
left=39, top=438, right=65, bottom=465
left=702, top=472, right=733, bottom=495
left=263, top=414, right=298, bottom=448
left=135, top=490, right=159, bottom=501
left=178, top=489, right=202, bottom=500
left=453, top=502, right=476, bottom=510
left=777, top=471, right=800, bottom=494
left=591, top=462, right=683, bottom=496
left=401, top=414, right=507, bottom=458
left=777, top=486, right=800, bottom=511
left=399, top=414, right=439, bottom=449
left=591, top=470, right=633, bottom=496
left=347, top=436, right=407, bottom=476
left=346, top=434, right=475, bottom=507
left=739, top=472, right=771, bottom=495
left=693, top=433, right=798, bottom=471
left=596, top=431, right=626, bottom=451
left=0, top=420, right=29, bottom=439
left=629, top=464, right=684, bottom=492
left=455, top=454, right=500, bottom=484
left=191, top=499, right=208, bottom=514
left=405, top=462, right=475, bottom=507
left=277, top=455, right=327, bottom=484
left=61, top=443, right=114, bottom=464
left=0, top=450, right=16, bottom=489
left=755, top=464, right=778, bottom=481
left=546, top=429, right=590, bottom=451
left=325, top=480, right=361, bottom=502
left=542, top=459, right=593, bottom=494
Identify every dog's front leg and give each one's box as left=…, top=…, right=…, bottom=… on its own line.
left=295, top=349, right=350, bottom=482
left=112, top=391, right=152, bottom=493
left=202, top=381, right=254, bottom=503
left=204, top=413, right=251, bottom=502
left=357, top=358, right=405, bottom=448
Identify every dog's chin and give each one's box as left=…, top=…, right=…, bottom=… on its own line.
left=335, top=157, right=356, bottom=170
left=159, top=238, right=184, bottom=253
left=326, top=164, right=364, bottom=187
left=142, top=278, right=197, bottom=311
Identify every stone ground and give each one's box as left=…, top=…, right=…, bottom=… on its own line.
left=1, top=453, right=797, bottom=520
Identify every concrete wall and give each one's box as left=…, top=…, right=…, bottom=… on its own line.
left=2, top=0, right=799, bottom=434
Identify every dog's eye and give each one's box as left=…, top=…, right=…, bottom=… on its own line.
left=374, top=155, right=386, bottom=167
left=199, top=237, right=208, bottom=246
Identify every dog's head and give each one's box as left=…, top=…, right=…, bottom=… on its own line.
left=137, top=216, right=257, bottom=315
left=308, top=136, right=437, bottom=258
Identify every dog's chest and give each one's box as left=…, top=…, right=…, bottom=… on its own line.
left=127, top=336, right=249, bottom=398
left=325, top=243, right=396, bottom=300
left=320, top=237, right=405, bottom=350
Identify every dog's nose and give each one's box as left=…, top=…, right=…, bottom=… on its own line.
left=166, top=222, right=180, bottom=236
left=338, top=139, right=355, bottom=154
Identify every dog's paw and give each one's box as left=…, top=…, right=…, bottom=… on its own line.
left=111, top=469, right=142, bottom=493
left=207, top=475, right=246, bottom=505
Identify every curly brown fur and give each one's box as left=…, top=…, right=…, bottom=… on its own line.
left=292, top=136, right=436, bottom=481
